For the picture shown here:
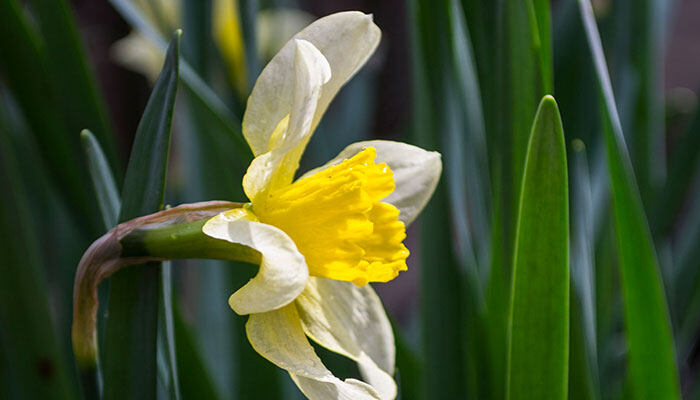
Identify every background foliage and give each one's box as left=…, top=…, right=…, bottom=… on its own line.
left=1, top=0, right=699, bottom=399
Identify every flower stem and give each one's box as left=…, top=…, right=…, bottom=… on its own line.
left=121, top=218, right=261, bottom=264
left=72, top=201, right=258, bottom=371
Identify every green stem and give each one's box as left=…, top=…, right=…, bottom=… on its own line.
left=72, top=201, right=256, bottom=370
left=121, top=219, right=261, bottom=265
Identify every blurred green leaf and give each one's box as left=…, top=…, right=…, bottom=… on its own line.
left=28, top=0, right=121, bottom=177
left=411, top=0, right=468, bottom=397
left=569, top=140, right=600, bottom=400
left=174, top=304, right=223, bottom=400
left=418, top=183, right=467, bottom=398
left=507, top=96, right=569, bottom=400
left=532, top=0, right=553, bottom=94
left=81, top=130, right=121, bottom=229
left=447, top=0, right=491, bottom=276
left=0, top=0, right=102, bottom=235
left=674, top=179, right=700, bottom=359
left=393, top=323, right=422, bottom=400
left=663, top=110, right=700, bottom=356
left=102, top=31, right=180, bottom=400
left=238, top=0, right=260, bottom=90
left=652, top=109, right=700, bottom=235
left=0, top=105, right=76, bottom=400
left=577, top=0, right=680, bottom=397
left=182, top=0, right=213, bottom=74
left=569, top=296, right=597, bottom=400
left=625, top=0, right=666, bottom=200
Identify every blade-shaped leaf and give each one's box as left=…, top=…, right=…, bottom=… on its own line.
left=81, top=130, right=120, bottom=229
left=576, top=0, right=680, bottom=397
left=102, top=31, right=180, bottom=400
left=507, top=96, right=569, bottom=400
left=79, top=129, right=121, bottom=396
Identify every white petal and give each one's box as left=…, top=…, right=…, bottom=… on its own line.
left=247, top=305, right=381, bottom=400
left=242, top=39, right=330, bottom=203
left=295, top=278, right=397, bottom=399
left=243, top=11, right=381, bottom=157
left=302, top=140, right=442, bottom=226
left=202, top=208, right=308, bottom=314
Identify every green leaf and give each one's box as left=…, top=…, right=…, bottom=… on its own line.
left=530, top=0, right=553, bottom=94
left=238, top=0, right=260, bottom=90
left=624, top=0, right=667, bottom=200
left=159, top=263, right=181, bottom=400
left=569, top=139, right=600, bottom=400
left=79, top=129, right=121, bottom=397
left=652, top=109, right=700, bottom=235
left=410, top=0, right=468, bottom=397
left=81, top=130, right=120, bottom=229
left=507, top=96, right=569, bottom=400
left=173, top=303, right=223, bottom=400
left=393, top=323, right=422, bottom=400
left=506, top=0, right=540, bottom=210
left=447, top=0, right=491, bottom=275
left=182, top=0, right=213, bottom=74
left=102, top=31, right=181, bottom=400
left=0, top=104, right=76, bottom=400
left=28, top=0, right=121, bottom=177
left=0, top=0, right=103, bottom=235
left=675, top=187, right=700, bottom=357
left=576, top=0, right=681, bottom=397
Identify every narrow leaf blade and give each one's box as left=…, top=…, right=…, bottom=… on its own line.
left=102, top=31, right=181, bottom=400
left=507, top=96, right=569, bottom=400
left=576, top=1, right=680, bottom=397
left=81, top=130, right=120, bottom=229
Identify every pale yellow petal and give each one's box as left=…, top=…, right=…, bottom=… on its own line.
left=243, top=39, right=330, bottom=204
left=111, top=32, right=164, bottom=83
left=302, top=140, right=442, bottom=226
left=247, top=305, right=381, bottom=400
left=296, top=277, right=396, bottom=399
left=242, top=11, right=381, bottom=157
left=202, top=208, right=308, bottom=314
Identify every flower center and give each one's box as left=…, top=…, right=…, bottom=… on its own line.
left=254, top=147, right=409, bottom=286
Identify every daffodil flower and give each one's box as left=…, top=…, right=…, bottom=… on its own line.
left=72, top=11, right=440, bottom=400
left=196, top=12, right=441, bottom=399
